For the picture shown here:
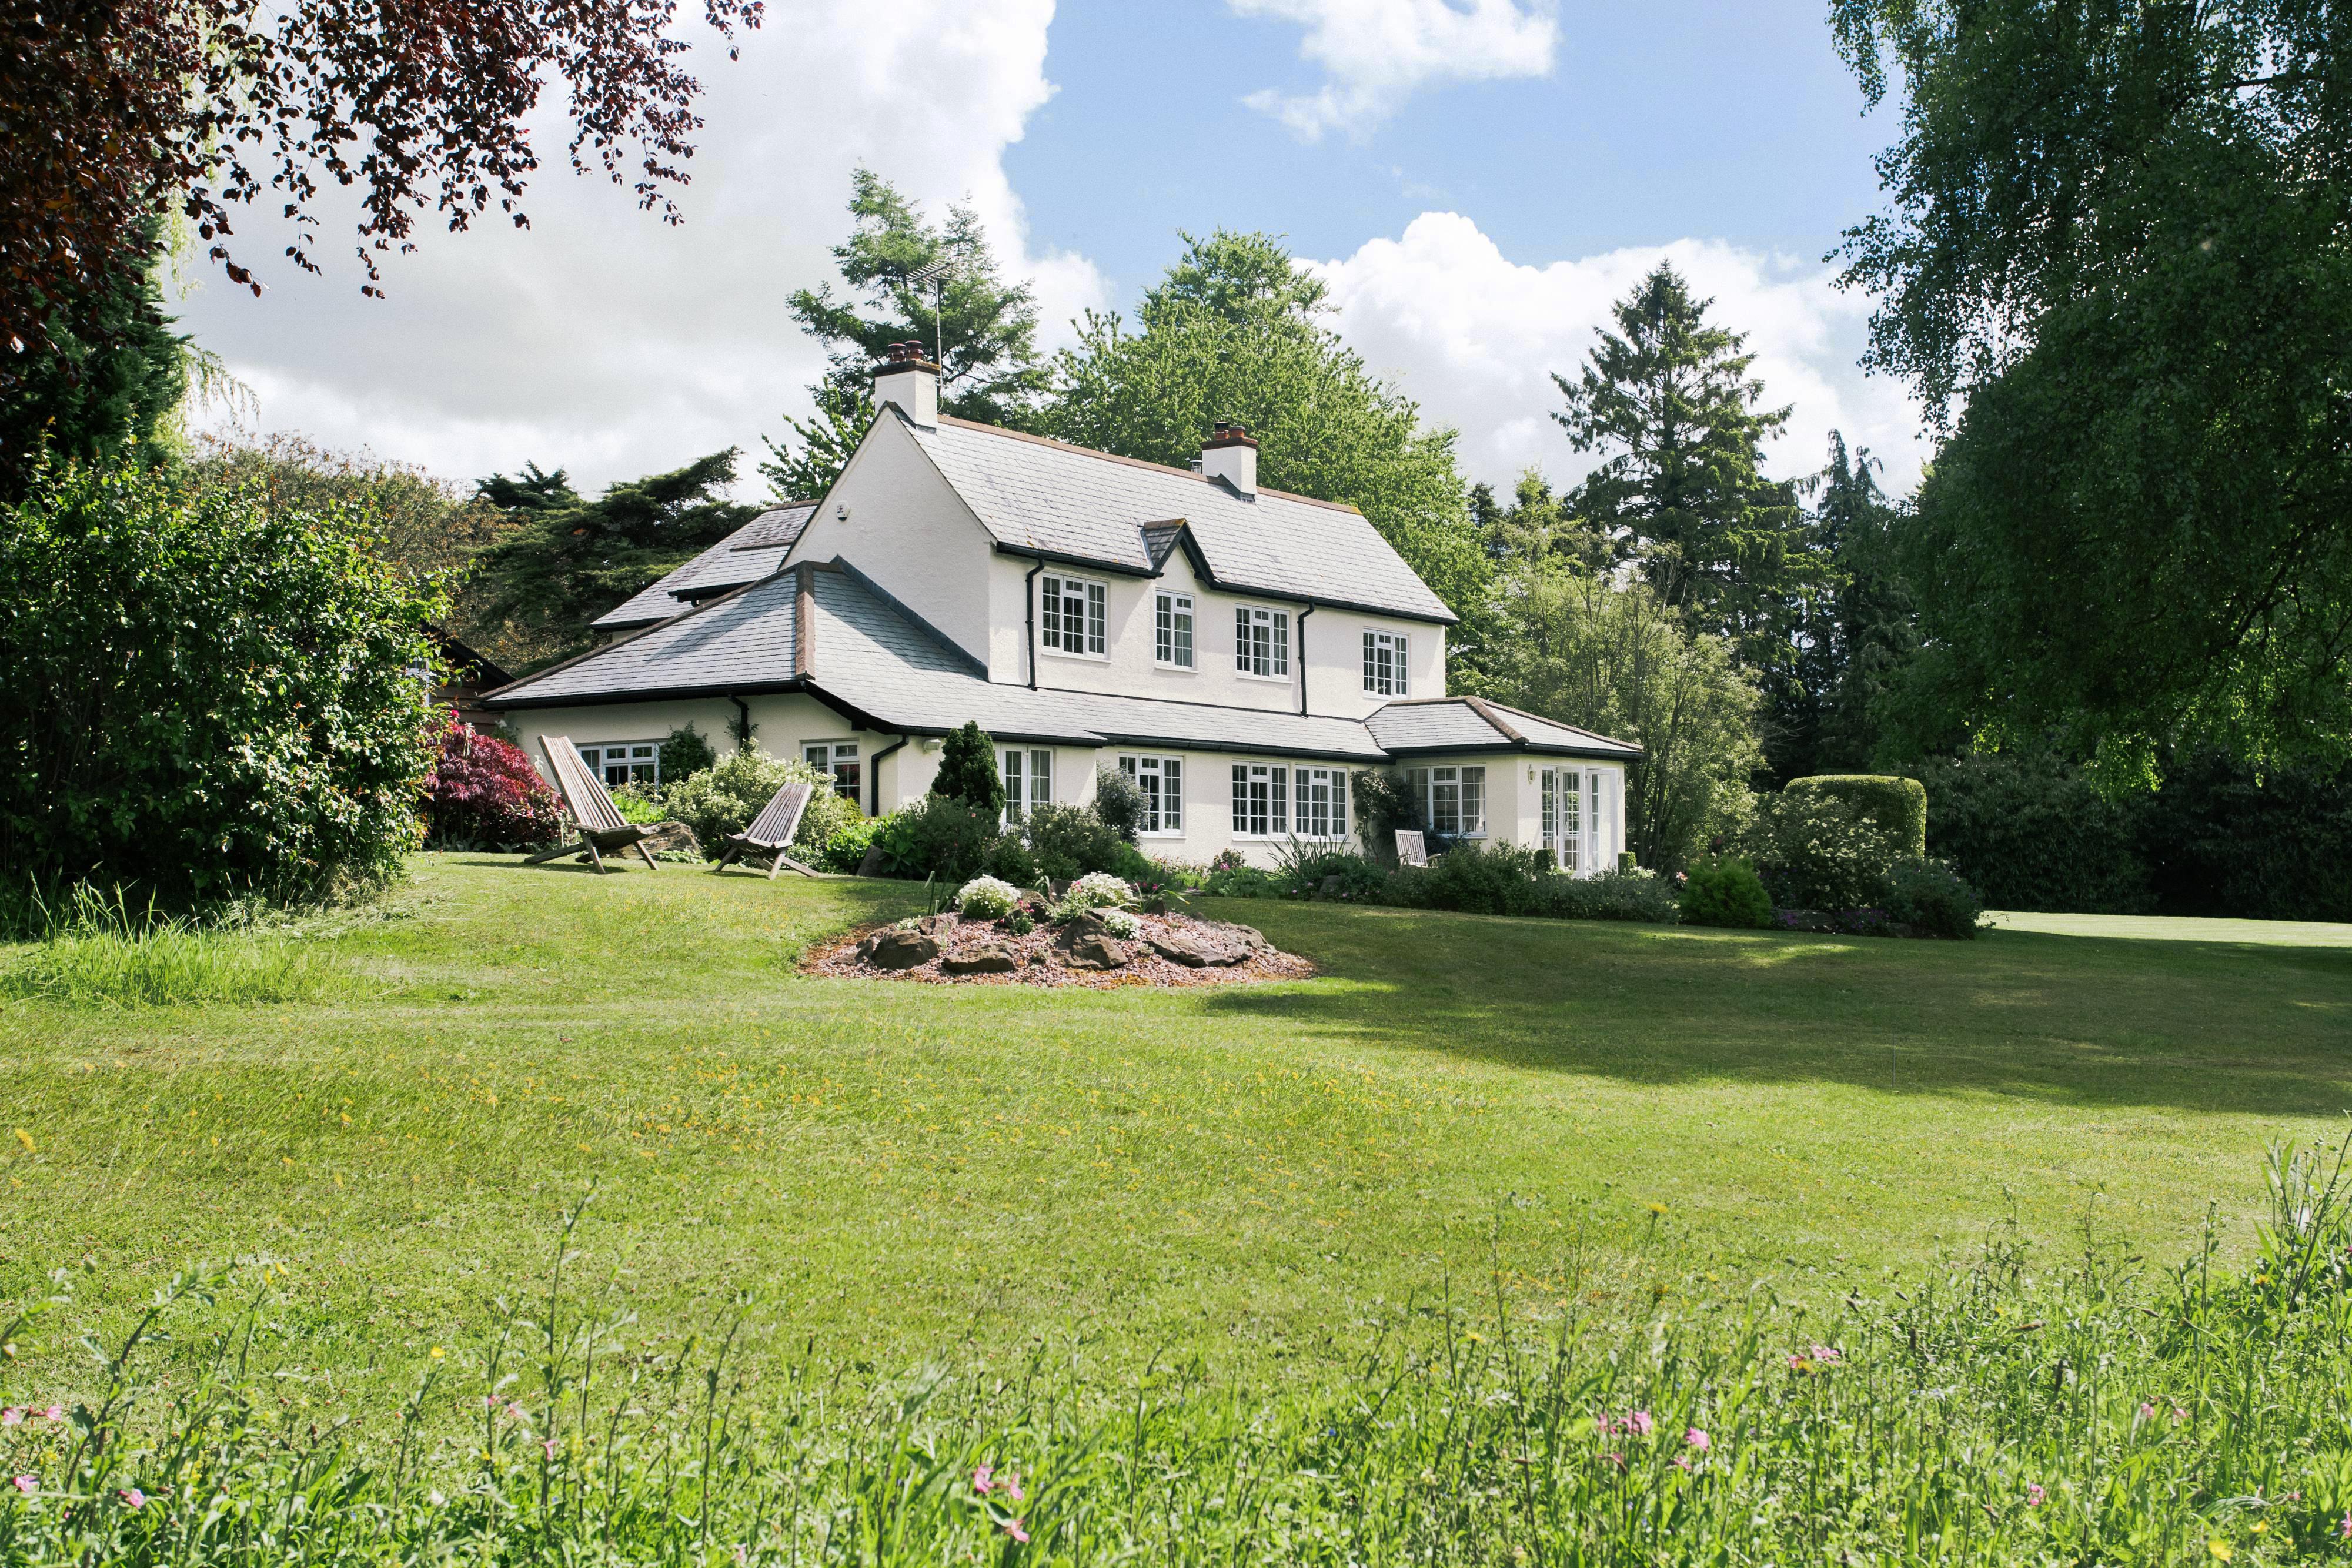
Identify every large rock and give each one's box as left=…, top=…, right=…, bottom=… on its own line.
left=859, top=930, right=938, bottom=970
left=943, top=942, right=1020, bottom=975
left=1145, top=928, right=1250, bottom=968
left=1060, top=932, right=1130, bottom=971
left=640, top=820, right=701, bottom=859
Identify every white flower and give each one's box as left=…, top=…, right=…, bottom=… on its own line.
left=1068, top=872, right=1137, bottom=910
left=955, top=875, right=1022, bottom=918
left=1100, top=908, right=1141, bottom=940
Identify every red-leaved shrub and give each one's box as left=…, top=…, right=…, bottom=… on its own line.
left=422, top=717, right=560, bottom=850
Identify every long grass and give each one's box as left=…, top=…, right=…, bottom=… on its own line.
left=5, top=1135, right=2350, bottom=1566
left=0, top=888, right=332, bottom=1007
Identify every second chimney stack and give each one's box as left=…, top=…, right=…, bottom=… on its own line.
left=1201, top=422, right=1258, bottom=498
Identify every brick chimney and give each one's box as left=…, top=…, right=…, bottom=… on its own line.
left=871, top=340, right=940, bottom=429
left=1201, top=421, right=1258, bottom=498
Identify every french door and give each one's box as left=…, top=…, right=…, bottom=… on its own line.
left=1541, top=767, right=1615, bottom=875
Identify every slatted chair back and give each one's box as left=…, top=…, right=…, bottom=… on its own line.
left=742, top=780, right=815, bottom=848
left=540, top=736, right=629, bottom=832
left=1394, top=828, right=1428, bottom=868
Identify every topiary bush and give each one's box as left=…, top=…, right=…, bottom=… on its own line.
left=421, top=717, right=560, bottom=851
left=1885, top=856, right=1984, bottom=938
left=1783, top=775, right=1926, bottom=858
left=1740, top=792, right=1903, bottom=911
left=1679, top=857, right=1772, bottom=927
left=931, top=721, right=1005, bottom=814
left=1091, top=765, right=1146, bottom=844
left=0, top=456, right=443, bottom=912
left=658, top=724, right=717, bottom=784
left=663, top=751, right=853, bottom=857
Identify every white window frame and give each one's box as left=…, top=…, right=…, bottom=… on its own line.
left=1230, top=761, right=1289, bottom=838
left=800, top=740, right=862, bottom=805
left=1362, top=628, right=1410, bottom=697
left=1234, top=604, right=1291, bottom=681
left=1292, top=766, right=1349, bottom=841
left=1408, top=764, right=1488, bottom=839
left=1117, top=754, right=1185, bottom=835
left=1039, top=573, right=1108, bottom=660
left=1001, top=747, right=1054, bottom=824
left=1154, top=591, right=1195, bottom=670
left=1542, top=765, right=1583, bottom=873
left=580, top=740, right=660, bottom=789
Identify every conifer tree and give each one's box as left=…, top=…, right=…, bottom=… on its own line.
left=930, top=722, right=1004, bottom=815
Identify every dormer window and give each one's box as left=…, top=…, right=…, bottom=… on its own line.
left=1040, top=573, right=1107, bottom=657
left=1363, top=629, right=1409, bottom=696
left=1235, top=605, right=1289, bottom=680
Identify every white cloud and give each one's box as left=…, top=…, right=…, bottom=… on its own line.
left=179, top=0, right=1104, bottom=496
left=1232, top=0, right=1557, bottom=140
left=1309, top=211, right=1929, bottom=497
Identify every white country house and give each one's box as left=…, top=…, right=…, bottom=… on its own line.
left=484, top=345, right=1639, bottom=870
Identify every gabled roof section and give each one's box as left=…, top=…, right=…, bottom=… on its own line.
left=497, top=571, right=801, bottom=705
left=590, top=502, right=818, bottom=632
left=1367, top=697, right=1641, bottom=760
left=904, top=416, right=1458, bottom=624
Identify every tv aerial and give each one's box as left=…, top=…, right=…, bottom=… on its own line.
left=906, top=259, right=953, bottom=368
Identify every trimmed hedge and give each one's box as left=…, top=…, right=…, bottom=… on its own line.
left=1784, top=775, right=1926, bottom=857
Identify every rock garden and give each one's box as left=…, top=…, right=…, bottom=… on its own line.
left=807, top=872, right=1317, bottom=988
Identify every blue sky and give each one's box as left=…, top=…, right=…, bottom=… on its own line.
left=180, top=1, right=1927, bottom=499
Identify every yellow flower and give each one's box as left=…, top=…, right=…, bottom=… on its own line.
left=12, top=1129, right=32, bottom=1152
left=2209, top=1541, right=2233, bottom=1561
left=1646, top=1202, right=1668, bottom=1215
left=429, top=1346, right=446, bottom=1359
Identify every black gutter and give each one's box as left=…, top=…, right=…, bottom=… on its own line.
left=1294, top=602, right=1313, bottom=716
left=990, top=542, right=1457, bottom=626
left=1023, top=559, right=1043, bottom=690
left=867, top=735, right=909, bottom=816
left=993, top=542, right=1159, bottom=580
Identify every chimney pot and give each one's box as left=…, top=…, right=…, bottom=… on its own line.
left=872, top=343, right=940, bottom=427
left=1200, top=422, right=1259, bottom=497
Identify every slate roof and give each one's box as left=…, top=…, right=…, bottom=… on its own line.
left=904, top=416, right=1458, bottom=624
left=1366, top=697, right=1641, bottom=760
left=590, top=502, right=817, bottom=632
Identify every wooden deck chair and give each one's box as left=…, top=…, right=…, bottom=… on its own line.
left=524, top=736, right=660, bottom=873
left=1394, top=828, right=1429, bottom=868
left=713, top=780, right=820, bottom=878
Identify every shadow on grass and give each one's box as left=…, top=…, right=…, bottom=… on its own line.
left=1196, top=901, right=2352, bottom=1120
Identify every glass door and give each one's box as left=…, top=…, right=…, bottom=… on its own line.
left=1541, top=767, right=1582, bottom=872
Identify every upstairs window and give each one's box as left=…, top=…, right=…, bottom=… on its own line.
left=1362, top=629, right=1409, bottom=696
left=1235, top=606, right=1289, bottom=679
left=1155, top=591, right=1195, bottom=668
left=1117, top=754, right=1184, bottom=834
left=1040, top=574, right=1106, bottom=656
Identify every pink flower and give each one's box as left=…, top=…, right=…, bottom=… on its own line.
left=2137, top=1402, right=2155, bottom=1420
left=971, top=1465, right=993, bottom=1496
left=1809, top=1345, right=1842, bottom=1365
left=11, top=1476, right=34, bottom=1496
left=41, top=1407, right=60, bottom=1422
left=1605, top=1451, right=1625, bottom=1470
left=1626, top=1410, right=1654, bottom=1437
left=2026, top=1483, right=2045, bottom=1507
left=1685, top=1428, right=1710, bottom=1451
left=2339, top=1512, right=2351, bottom=1540
left=118, top=1488, right=146, bottom=1510
left=0, top=1410, right=17, bottom=1427
left=1672, top=1455, right=1692, bottom=1472
left=542, top=1439, right=557, bottom=1460
left=1003, top=1469, right=1025, bottom=1503
left=1004, top=1519, right=1030, bottom=1544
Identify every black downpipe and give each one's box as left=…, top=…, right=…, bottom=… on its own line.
left=1024, top=561, right=1044, bottom=690
left=1295, top=603, right=1314, bottom=716
left=868, top=734, right=910, bottom=817
left=727, top=693, right=754, bottom=750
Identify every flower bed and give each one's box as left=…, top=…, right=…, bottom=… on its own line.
left=806, top=905, right=1316, bottom=989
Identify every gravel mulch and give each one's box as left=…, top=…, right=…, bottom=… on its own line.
left=804, top=908, right=1318, bottom=989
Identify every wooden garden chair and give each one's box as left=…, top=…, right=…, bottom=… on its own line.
left=524, top=736, right=660, bottom=874
left=1394, top=828, right=1429, bottom=868
left=713, top=780, right=820, bottom=878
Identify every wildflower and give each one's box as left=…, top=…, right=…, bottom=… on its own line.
left=1809, top=1345, right=1842, bottom=1365
left=1626, top=1410, right=1654, bottom=1437
left=119, top=1488, right=146, bottom=1510
left=2206, top=1541, right=2231, bottom=1562
left=2340, top=1512, right=2351, bottom=1540
left=0, top=1410, right=17, bottom=1427
left=39, top=1407, right=59, bottom=1423
left=733, top=1546, right=746, bottom=1565
left=1004, top=1469, right=1025, bottom=1503
left=429, top=1347, right=446, bottom=1360
left=972, top=1465, right=993, bottom=1496
left=2026, top=1483, right=2045, bottom=1507
left=2138, top=1402, right=2155, bottom=1420
left=543, top=1439, right=557, bottom=1460
left=11, top=1476, right=34, bottom=1496
left=1004, top=1519, right=1030, bottom=1544
left=1685, top=1428, right=1710, bottom=1451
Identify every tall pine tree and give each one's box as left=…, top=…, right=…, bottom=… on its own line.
left=1770, top=434, right=1917, bottom=780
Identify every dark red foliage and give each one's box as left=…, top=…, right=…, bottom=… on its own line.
left=0, top=0, right=759, bottom=390
left=422, top=716, right=560, bottom=850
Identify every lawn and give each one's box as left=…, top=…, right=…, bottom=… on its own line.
left=3, top=854, right=2348, bottom=1405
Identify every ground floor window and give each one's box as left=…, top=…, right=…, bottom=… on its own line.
left=579, top=740, right=659, bottom=788
left=1406, top=764, right=1486, bottom=838
left=1231, top=763, right=1288, bottom=837
left=1002, top=747, right=1054, bottom=823
left=1294, top=766, right=1349, bottom=840
left=801, top=740, right=862, bottom=804
left=1117, top=754, right=1184, bottom=834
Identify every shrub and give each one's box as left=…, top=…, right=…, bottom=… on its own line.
left=954, top=875, right=1021, bottom=918
left=1090, top=765, right=1148, bottom=844
left=1208, top=848, right=1247, bottom=873
left=1204, top=864, right=1281, bottom=898
left=1679, top=857, right=1772, bottom=927
left=1100, top=907, right=1141, bottom=940
left=1885, top=856, right=1983, bottom=938
left=1533, top=868, right=1682, bottom=923
left=0, top=456, right=442, bottom=910
left=606, top=782, right=668, bottom=826
left=875, top=794, right=998, bottom=882
left=1065, top=871, right=1135, bottom=910
left=1273, top=840, right=1391, bottom=901
left=1382, top=841, right=1558, bottom=916
left=980, top=835, right=1038, bottom=885
left=1784, top=775, right=1926, bottom=858
left=657, top=724, right=717, bottom=784
left=663, top=751, right=851, bottom=857
left=420, top=717, right=560, bottom=851
left=814, top=813, right=881, bottom=874
left=1909, top=751, right=2152, bottom=914
left=1350, top=767, right=1425, bottom=860
left=1740, top=793, right=1903, bottom=910
left=1023, top=803, right=1125, bottom=881
left=930, top=721, right=1005, bottom=814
